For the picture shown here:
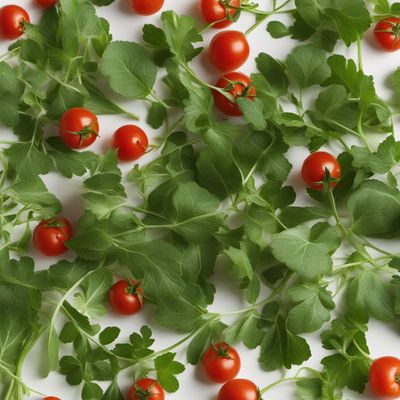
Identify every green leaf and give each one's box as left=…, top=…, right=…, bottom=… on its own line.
left=196, top=148, right=242, bottom=200
left=347, top=270, right=395, bottom=322
left=295, top=0, right=320, bottom=26
left=147, top=102, right=167, bottom=129
left=256, top=53, right=288, bottom=96
left=101, top=381, right=123, bottom=400
left=319, top=0, right=371, bottom=46
left=82, top=382, right=103, bottom=400
left=63, top=301, right=100, bottom=336
left=259, top=316, right=311, bottom=371
left=324, top=55, right=363, bottom=96
left=0, top=62, right=22, bottom=127
left=47, top=137, right=99, bottom=178
left=99, top=327, right=121, bottom=346
left=113, top=326, right=154, bottom=360
left=99, top=41, right=157, bottom=99
left=142, top=23, right=172, bottom=66
left=271, top=222, right=341, bottom=280
left=155, top=287, right=206, bottom=332
left=267, top=21, right=290, bottom=38
left=10, top=174, right=61, bottom=218
left=351, top=137, right=400, bottom=174
left=148, top=181, right=222, bottom=243
left=59, top=0, right=109, bottom=56
left=74, top=269, right=113, bottom=318
left=286, top=44, right=331, bottom=88
left=161, top=11, right=203, bottom=63
left=224, top=311, right=263, bottom=349
left=237, top=97, right=267, bottom=131
left=296, top=378, right=323, bottom=400
left=287, top=284, right=334, bottom=333
left=224, top=245, right=254, bottom=281
left=155, top=352, right=185, bottom=393
left=321, top=317, right=370, bottom=391
left=60, top=356, right=83, bottom=385
left=322, top=353, right=370, bottom=392
left=348, top=179, right=400, bottom=237
left=279, top=206, right=331, bottom=228
left=6, top=142, right=52, bottom=176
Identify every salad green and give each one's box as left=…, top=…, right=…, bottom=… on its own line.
left=1, top=0, right=400, bottom=399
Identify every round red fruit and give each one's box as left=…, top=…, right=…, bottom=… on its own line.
left=130, top=0, right=164, bottom=15
left=203, top=343, right=241, bottom=383
left=35, top=0, right=57, bottom=8
left=218, top=379, right=260, bottom=400
left=301, top=151, right=341, bottom=191
left=374, top=18, right=400, bottom=52
left=0, top=5, right=30, bottom=40
left=200, top=0, right=241, bottom=29
left=213, top=71, right=256, bottom=116
left=210, top=30, right=250, bottom=72
left=43, top=397, right=61, bottom=400
left=127, top=378, right=165, bottom=400
left=33, top=217, right=73, bottom=257
left=59, top=108, right=99, bottom=150
left=109, top=279, right=144, bottom=316
left=112, top=125, right=148, bottom=162
left=369, top=356, right=400, bottom=399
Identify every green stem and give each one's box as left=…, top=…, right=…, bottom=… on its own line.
left=357, top=36, right=363, bottom=72
left=260, top=377, right=300, bottom=394
left=0, top=362, right=46, bottom=398
left=354, top=235, right=393, bottom=257
left=150, top=90, right=171, bottom=110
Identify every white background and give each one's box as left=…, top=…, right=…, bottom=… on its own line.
left=0, top=0, right=399, bottom=399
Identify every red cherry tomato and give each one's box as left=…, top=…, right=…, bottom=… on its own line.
left=35, top=0, right=57, bottom=8
left=301, top=151, right=341, bottom=191
left=0, top=5, right=30, bottom=40
left=209, top=30, right=250, bottom=72
left=43, top=397, right=61, bottom=400
left=109, top=279, right=144, bottom=315
left=112, top=125, right=149, bottom=162
left=127, top=378, right=165, bottom=400
left=33, top=217, right=73, bottom=257
left=129, top=0, right=164, bottom=15
left=374, top=17, right=400, bottom=52
left=202, top=343, right=241, bottom=383
left=200, top=0, right=241, bottom=29
left=369, top=356, right=400, bottom=399
left=218, top=379, right=260, bottom=400
left=59, top=108, right=99, bottom=150
left=213, top=71, right=256, bottom=116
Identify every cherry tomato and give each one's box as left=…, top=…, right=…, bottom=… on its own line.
left=127, top=378, right=165, bottom=400
left=203, top=343, right=241, bottom=383
left=301, top=151, right=341, bottom=191
left=112, top=125, right=148, bottom=162
left=109, top=279, right=144, bottom=315
left=33, top=217, right=73, bottom=257
left=43, top=397, right=61, bottom=400
left=35, top=0, right=57, bottom=8
left=218, top=379, right=260, bottom=400
left=59, top=108, right=99, bottom=150
left=0, top=5, right=30, bottom=40
left=129, top=0, right=164, bottom=15
left=200, top=0, right=241, bottom=29
left=374, top=18, right=400, bottom=52
left=369, top=356, right=400, bottom=399
left=212, top=71, right=256, bottom=116
left=209, top=30, right=249, bottom=72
